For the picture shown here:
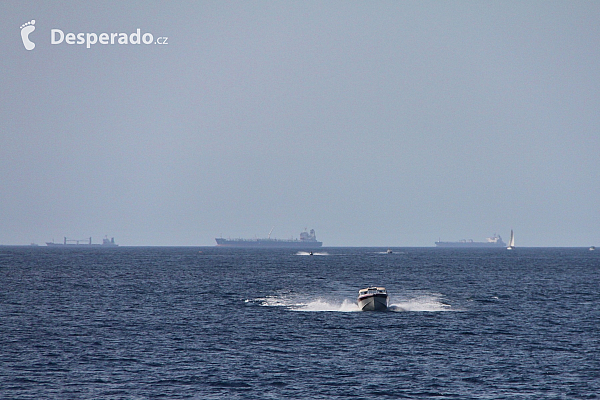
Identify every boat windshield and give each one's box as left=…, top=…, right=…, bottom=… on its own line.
left=359, top=288, right=387, bottom=295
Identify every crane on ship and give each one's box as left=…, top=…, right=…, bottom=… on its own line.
left=61, top=237, right=93, bottom=245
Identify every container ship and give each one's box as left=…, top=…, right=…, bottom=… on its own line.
left=435, top=234, right=506, bottom=248
left=215, top=229, right=322, bottom=248
left=46, top=236, right=118, bottom=247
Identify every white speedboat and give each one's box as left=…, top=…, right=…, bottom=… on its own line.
left=357, top=287, right=388, bottom=311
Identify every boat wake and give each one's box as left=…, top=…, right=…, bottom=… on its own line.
left=295, top=299, right=360, bottom=312
left=388, top=295, right=453, bottom=312
left=296, top=251, right=329, bottom=256
left=246, top=296, right=357, bottom=311
left=247, top=294, right=453, bottom=312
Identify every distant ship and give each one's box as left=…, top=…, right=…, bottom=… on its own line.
left=46, top=236, right=118, bottom=247
left=435, top=234, right=506, bottom=248
left=215, top=229, right=323, bottom=248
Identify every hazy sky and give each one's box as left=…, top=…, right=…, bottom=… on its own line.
left=2, top=1, right=599, bottom=246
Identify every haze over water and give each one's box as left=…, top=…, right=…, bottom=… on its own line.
left=2, top=1, right=600, bottom=247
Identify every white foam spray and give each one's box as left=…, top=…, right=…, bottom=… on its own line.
left=389, top=295, right=452, bottom=312
left=295, top=298, right=360, bottom=312
left=249, top=293, right=454, bottom=312
left=296, top=251, right=329, bottom=256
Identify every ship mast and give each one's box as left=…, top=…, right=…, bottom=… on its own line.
left=268, top=226, right=275, bottom=239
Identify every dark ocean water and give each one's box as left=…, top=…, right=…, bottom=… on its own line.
left=1, top=246, right=599, bottom=399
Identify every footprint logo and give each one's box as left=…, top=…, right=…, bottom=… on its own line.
left=20, top=20, right=36, bottom=50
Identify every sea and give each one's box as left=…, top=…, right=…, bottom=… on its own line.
left=1, top=246, right=598, bottom=399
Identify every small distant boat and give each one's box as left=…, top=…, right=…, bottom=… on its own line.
left=590, top=246, right=596, bottom=251
left=386, top=249, right=392, bottom=254
left=507, top=230, right=515, bottom=250
left=357, top=287, right=388, bottom=311
left=309, top=251, right=314, bottom=256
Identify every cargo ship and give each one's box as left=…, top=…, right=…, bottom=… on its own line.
left=46, top=236, right=118, bottom=247
left=215, top=229, right=322, bottom=248
left=435, top=234, right=506, bottom=248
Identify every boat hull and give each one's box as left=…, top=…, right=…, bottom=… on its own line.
left=45, top=243, right=118, bottom=247
left=215, top=238, right=322, bottom=248
left=357, top=294, right=388, bottom=311
left=435, top=241, right=506, bottom=248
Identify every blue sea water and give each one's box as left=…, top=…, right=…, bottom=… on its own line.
left=1, top=246, right=599, bottom=399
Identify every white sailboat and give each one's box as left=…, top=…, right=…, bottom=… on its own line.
left=507, top=229, right=515, bottom=250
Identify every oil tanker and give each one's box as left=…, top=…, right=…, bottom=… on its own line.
left=435, top=234, right=506, bottom=248
left=215, top=229, right=322, bottom=248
